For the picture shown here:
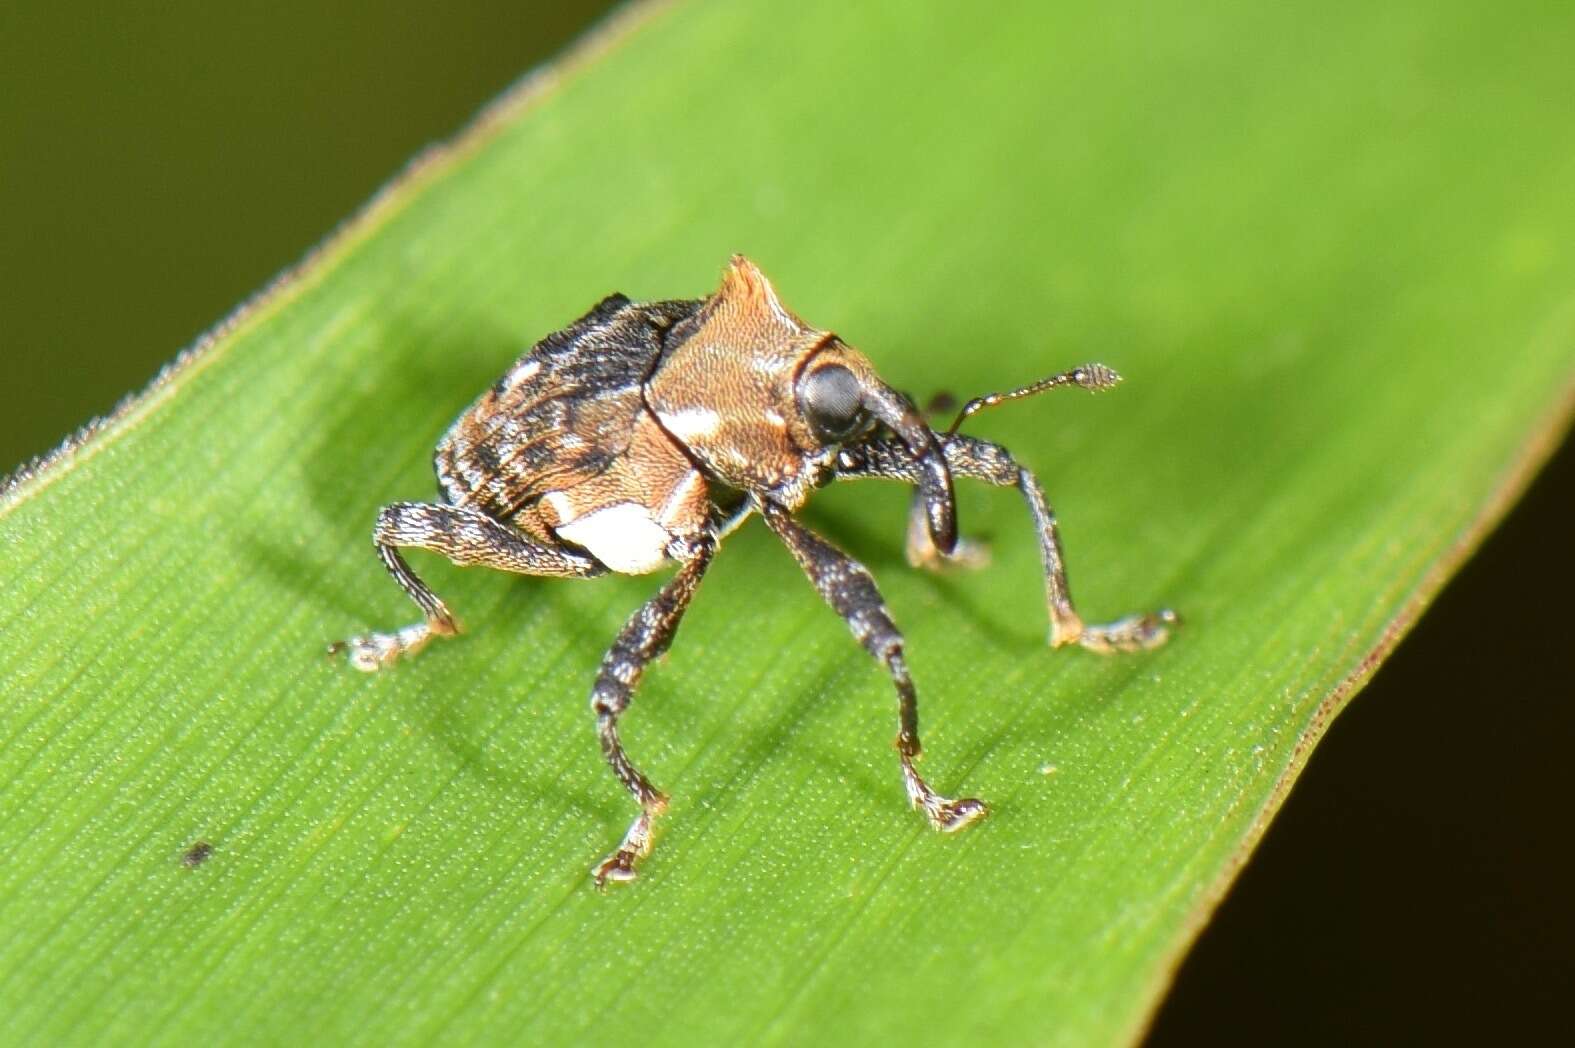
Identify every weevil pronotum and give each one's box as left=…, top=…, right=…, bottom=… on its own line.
left=334, top=255, right=1176, bottom=885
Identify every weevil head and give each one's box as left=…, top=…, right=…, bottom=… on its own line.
left=646, top=255, right=956, bottom=551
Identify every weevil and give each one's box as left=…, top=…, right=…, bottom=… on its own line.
left=334, top=255, right=1175, bottom=885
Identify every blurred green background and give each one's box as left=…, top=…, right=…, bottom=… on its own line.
left=0, top=1, right=615, bottom=471
left=1, top=3, right=1568, bottom=1043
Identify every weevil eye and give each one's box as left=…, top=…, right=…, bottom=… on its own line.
left=798, top=363, right=867, bottom=443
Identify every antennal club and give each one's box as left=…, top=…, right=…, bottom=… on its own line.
left=945, top=362, right=1122, bottom=435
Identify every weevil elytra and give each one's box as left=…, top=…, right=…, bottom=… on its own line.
left=334, top=255, right=1175, bottom=885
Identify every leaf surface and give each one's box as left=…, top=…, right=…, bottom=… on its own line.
left=2, top=1, right=1572, bottom=1044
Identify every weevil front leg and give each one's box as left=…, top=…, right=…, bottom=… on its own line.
left=761, top=501, right=987, bottom=833
left=333, top=501, right=606, bottom=671
left=1009, top=455, right=1176, bottom=652
left=590, top=534, right=716, bottom=886
left=838, top=435, right=1175, bottom=653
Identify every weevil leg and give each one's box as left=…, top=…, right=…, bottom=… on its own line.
left=1007, top=457, right=1176, bottom=652
left=333, top=501, right=606, bottom=671
left=590, top=534, right=716, bottom=887
left=761, top=501, right=987, bottom=834
left=836, top=435, right=1175, bottom=653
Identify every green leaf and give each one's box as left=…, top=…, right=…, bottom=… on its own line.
left=2, top=1, right=1571, bottom=1043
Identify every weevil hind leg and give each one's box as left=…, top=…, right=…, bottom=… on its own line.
left=762, top=501, right=988, bottom=835
left=589, top=535, right=716, bottom=887
left=333, top=501, right=605, bottom=671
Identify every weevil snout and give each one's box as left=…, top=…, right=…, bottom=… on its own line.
left=861, top=381, right=957, bottom=556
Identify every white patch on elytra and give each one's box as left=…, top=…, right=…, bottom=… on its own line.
left=657, top=470, right=706, bottom=528
left=542, top=491, right=573, bottom=520
left=659, top=407, right=722, bottom=441
left=556, top=502, right=672, bottom=574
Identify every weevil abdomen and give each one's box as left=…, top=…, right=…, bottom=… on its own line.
left=433, top=295, right=700, bottom=519
left=534, top=412, right=710, bottom=573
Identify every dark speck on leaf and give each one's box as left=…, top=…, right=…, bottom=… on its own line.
left=181, top=840, right=213, bottom=868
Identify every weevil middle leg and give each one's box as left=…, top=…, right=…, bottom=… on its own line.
left=837, top=433, right=1175, bottom=652
left=333, top=501, right=606, bottom=670
left=761, top=501, right=988, bottom=833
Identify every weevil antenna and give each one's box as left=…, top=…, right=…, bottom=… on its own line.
left=945, top=363, right=1122, bottom=436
